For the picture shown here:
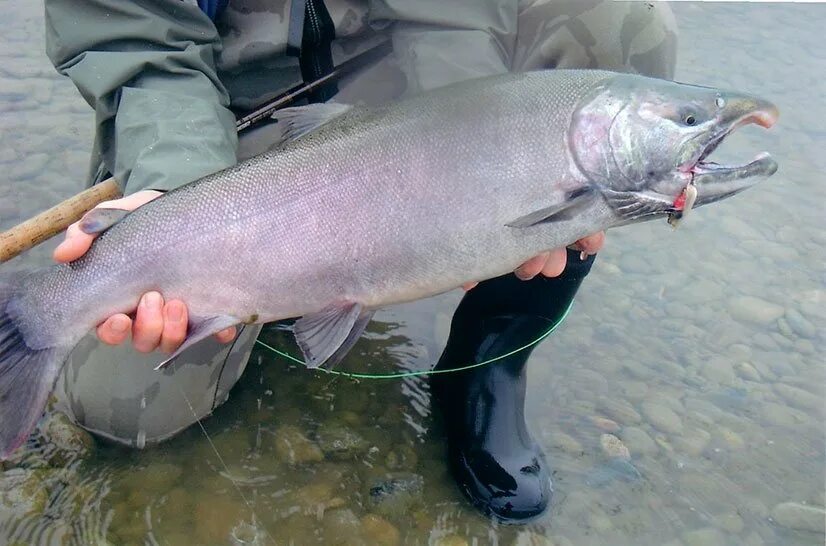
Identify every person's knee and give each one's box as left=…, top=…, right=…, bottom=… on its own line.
left=514, top=0, right=678, bottom=79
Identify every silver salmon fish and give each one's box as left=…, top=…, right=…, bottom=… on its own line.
left=0, top=69, right=778, bottom=458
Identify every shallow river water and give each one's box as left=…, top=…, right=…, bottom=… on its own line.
left=0, top=2, right=824, bottom=545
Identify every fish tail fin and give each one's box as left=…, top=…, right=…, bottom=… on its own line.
left=0, top=274, right=71, bottom=460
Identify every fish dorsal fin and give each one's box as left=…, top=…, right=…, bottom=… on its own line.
left=272, top=102, right=352, bottom=145
left=78, top=208, right=131, bottom=235
left=506, top=188, right=596, bottom=228
left=293, top=302, right=371, bottom=369
left=154, top=315, right=240, bottom=370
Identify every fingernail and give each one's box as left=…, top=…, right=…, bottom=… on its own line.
left=580, top=250, right=587, bottom=261
left=142, top=292, right=161, bottom=309
left=167, top=303, right=183, bottom=322
left=111, top=316, right=130, bottom=333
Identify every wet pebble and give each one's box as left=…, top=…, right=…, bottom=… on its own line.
left=590, top=416, right=620, bottom=433
left=673, top=427, right=711, bottom=457
left=761, top=402, right=808, bottom=427
left=773, top=383, right=821, bottom=411
left=700, top=359, right=736, bottom=386
left=784, top=308, right=816, bottom=338
left=642, top=402, right=683, bottom=434
left=620, top=426, right=658, bottom=456
left=621, top=380, right=649, bottom=401
left=776, top=318, right=794, bottom=338
left=271, top=425, right=324, bottom=464
left=384, top=444, right=418, bottom=471
left=713, top=427, right=745, bottom=450
left=361, top=514, right=400, bottom=546
left=771, top=502, right=826, bottom=533
left=365, top=472, right=424, bottom=519
left=322, top=508, right=364, bottom=543
left=550, top=432, right=584, bottom=456
left=599, top=434, right=630, bottom=460
left=734, top=362, right=762, bottom=382
left=586, top=458, right=642, bottom=487
left=317, top=423, right=369, bottom=460
left=727, top=296, right=784, bottom=325
left=681, top=527, right=729, bottom=546
left=40, top=412, right=95, bottom=466
left=598, top=398, right=642, bottom=425
left=0, top=468, right=48, bottom=516
left=711, top=511, right=744, bottom=534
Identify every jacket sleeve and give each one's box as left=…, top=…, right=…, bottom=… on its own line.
left=368, top=0, right=517, bottom=94
left=44, top=0, right=238, bottom=194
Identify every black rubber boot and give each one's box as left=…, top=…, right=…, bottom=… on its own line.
left=432, top=248, right=596, bottom=523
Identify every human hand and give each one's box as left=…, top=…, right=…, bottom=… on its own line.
left=53, top=190, right=237, bottom=352
left=461, top=231, right=605, bottom=291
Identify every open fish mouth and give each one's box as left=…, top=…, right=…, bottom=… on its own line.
left=684, top=106, right=779, bottom=208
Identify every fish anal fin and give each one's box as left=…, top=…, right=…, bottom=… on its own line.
left=272, top=103, right=352, bottom=145
left=154, top=315, right=239, bottom=370
left=293, top=302, right=369, bottom=370
left=78, top=208, right=131, bottom=235
left=506, top=188, right=596, bottom=228
left=324, top=310, right=375, bottom=370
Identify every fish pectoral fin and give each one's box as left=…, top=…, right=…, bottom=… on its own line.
left=154, top=315, right=240, bottom=370
left=603, top=189, right=673, bottom=224
left=293, top=302, right=371, bottom=370
left=78, top=208, right=131, bottom=235
left=271, top=102, right=352, bottom=145
left=506, top=188, right=596, bottom=228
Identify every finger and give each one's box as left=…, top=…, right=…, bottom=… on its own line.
left=214, top=327, right=237, bottom=344
left=571, top=231, right=606, bottom=255
left=53, top=222, right=96, bottom=263
left=515, top=253, right=549, bottom=281
left=133, top=292, right=165, bottom=353
left=159, top=300, right=189, bottom=354
left=96, top=314, right=132, bottom=345
left=540, top=247, right=568, bottom=278
left=461, top=281, right=479, bottom=291
left=99, top=190, right=164, bottom=211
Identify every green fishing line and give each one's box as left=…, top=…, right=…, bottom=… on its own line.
left=253, top=300, right=574, bottom=380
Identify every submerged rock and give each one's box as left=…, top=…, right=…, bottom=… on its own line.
left=272, top=425, right=324, bottom=464
left=641, top=402, right=683, bottom=434
left=727, top=296, right=784, bottom=325
left=322, top=508, right=364, bottom=544
left=771, top=502, right=825, bottom=533
left=585, top=459, right=642, bottom=487
left=620, top=426, right=658, bottom=456
left=0, top=468, right=49, bottom=517
left=317, top=423, right=369, bottom=460
left=599, top=434, right=630, bottom=460
left=365, top=472, right=424, bottom=519
left=40, top=412, right=95, bottom=466
left=361, top=514, right=400, bottom=546
left=681, top=527, right=728, bottom=546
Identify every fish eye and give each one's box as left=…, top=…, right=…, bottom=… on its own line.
left=683, top=113, right=697, bottom=126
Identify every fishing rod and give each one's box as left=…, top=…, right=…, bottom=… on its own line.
left=0, top=39, right=392, bottom=264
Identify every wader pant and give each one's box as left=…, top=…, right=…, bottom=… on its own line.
left=55, top=0, right=677, bottom=449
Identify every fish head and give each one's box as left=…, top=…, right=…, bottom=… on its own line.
left=568, top=73, right=779, bottom=224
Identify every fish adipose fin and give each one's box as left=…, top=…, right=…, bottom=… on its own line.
left=154, top=315, right=240, bottom=370
left=506, top=188, right=596, bottom=228
left=272, top=102, right=352, bottom=145
left=293, top=302, right=373, bottom=370
left=78, top=208, right=131, bottom=235
left=0, top=275, right=72, bottom=460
